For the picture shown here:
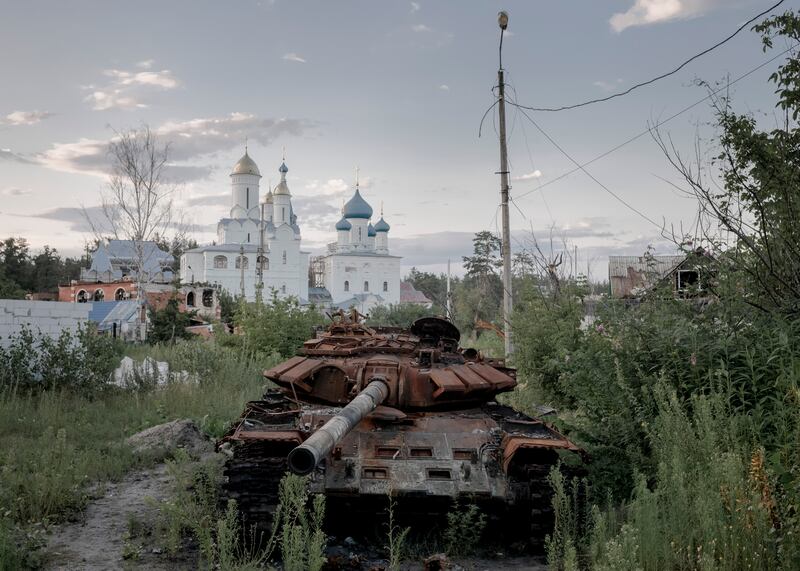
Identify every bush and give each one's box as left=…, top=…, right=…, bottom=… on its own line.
left=366, top=303, right=435, bottom=327
left=0, top=326, right=122, bottom=395
left=232, top=293, right=323, bottom=359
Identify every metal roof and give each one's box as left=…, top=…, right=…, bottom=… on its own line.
left=608, top=255, right=685, bottom=279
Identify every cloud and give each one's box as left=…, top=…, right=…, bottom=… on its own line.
left=282, top=52, right=307, bottom=63
left=0, top=148, right=36, bottom=164
left=15, top=206, right=103, bottom=233
left=438, top=84, right=450, bottom=91
left=412, top=24, right=432, bottom=33
left=410, top=2, right=420, bottom=13
left=136, top=59, right=154, bottom=69
left=84, top=63, right=179, bottom=110
left=182, top=192, right=229, bottom=208
left=3, top=110, right=53, bottom=126
left=2, top=187, right=32, bottom=196
left=593, top=78, right=624, bottom=92
left=610, top=0, right=718, bottom=32
left=36, top=113, right=315, bottom=182
left=513, top=170, right=541, bottom=181
left=304, top=178, right=349, bottom=197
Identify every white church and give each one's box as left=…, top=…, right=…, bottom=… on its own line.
left=180, top=150, right=400, bottom=313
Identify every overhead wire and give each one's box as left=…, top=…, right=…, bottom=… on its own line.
left=509, top=97, right=665, bottom=230
left=514, top=0, right=786, bottom=112
left=512, top=43, right=798, bottom=201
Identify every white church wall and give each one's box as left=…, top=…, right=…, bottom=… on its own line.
left=324, top=254, right=401, bottom=305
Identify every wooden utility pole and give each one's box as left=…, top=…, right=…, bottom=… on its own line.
left=496, top=11, right=513, bottom=358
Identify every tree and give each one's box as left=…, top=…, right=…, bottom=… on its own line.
left=236, top=292, right=324, bottom=358
left=31, top=246, right=63, bottom=293
left=405, top=268, right=451, bottom=313
left=367, top=303, right=434, bottom=327
left=655, top=11, right=800, bottom=315
left=86, top=125, right=178, bottom=296
left=0, top=237, right=32, bottom=292
left=462, top=231, right=502, bottom=278
left=148, top=297, right=194, bottom=344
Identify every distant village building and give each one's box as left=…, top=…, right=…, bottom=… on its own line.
left=608, top=252, right=709, bottom=299
left=180, top=152, right=310, bottom=303
left=58, top=239, right=220, bottom=340
left=399, top=281, right=433, bottom=308
left=318, top=182, right=401, bottom=314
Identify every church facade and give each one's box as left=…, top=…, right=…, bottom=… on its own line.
left=180, top=151, right=400, bottom=312
left=319, top=184, right=401, bottom=313
left=180, top=152, right=310, bottom=302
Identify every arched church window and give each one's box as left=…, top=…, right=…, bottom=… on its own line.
left=94, top=289, right=105, bottom=301
left=246, top=191, right=249, bottom=209
left=344, top=281, right=349, bottom=292
left=358, top=227, right=362, bottom=242
left=258, top=256, right=269, bottom=270
left=383, top=281, right=388, bottom=292
left=236, top=255, right=249, bottom=269
left=364, top=281, right=369, bottom=292
left=213, top=255, right=228, bottom=269
left=282, top=251, right=287, bottom=264
left=202, top=289, right=214, bottom=308
left=186, top=291, right=195, bottom=307
left=281, top=285, right=286, bottom=294
left=76, top=290, right=88, bottom=303
left=115, top=288, right=126, bottom=301
left=282, top=207, right=286, bottom=222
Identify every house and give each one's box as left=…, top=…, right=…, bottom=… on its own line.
left=399, top=282, right=433, bottom=308
left=608, top=250, right=713, bottom=299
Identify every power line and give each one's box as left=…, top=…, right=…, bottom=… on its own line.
left=511, top=100, right=665, bottom=230
left=515, top=0, right=786, bottom=112
left=513, top=43, right=797, bottom=201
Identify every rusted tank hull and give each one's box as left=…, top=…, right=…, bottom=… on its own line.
left=220, top=390, right=579, bottom=545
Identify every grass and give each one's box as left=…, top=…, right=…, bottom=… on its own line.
left=0, top=339, right=276, bottom=569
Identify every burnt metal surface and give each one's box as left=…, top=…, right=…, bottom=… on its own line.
left=218, top=313, right=583, bottom=548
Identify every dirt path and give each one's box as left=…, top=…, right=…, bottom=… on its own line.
left=44, top=463, right=189, bottom=571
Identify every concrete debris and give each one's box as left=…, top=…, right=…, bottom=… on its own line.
left=125, top=419, right=212, bottom=460
left=113, top=356, right=197, bottom=388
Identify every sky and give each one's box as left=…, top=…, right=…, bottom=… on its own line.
left=0, top=0, right=793, bottom=279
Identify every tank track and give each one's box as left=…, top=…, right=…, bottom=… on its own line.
left=220, top=393, right=300, bottom=535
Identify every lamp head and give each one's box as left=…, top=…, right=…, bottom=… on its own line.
left=498, top=11, right=509, bottom=30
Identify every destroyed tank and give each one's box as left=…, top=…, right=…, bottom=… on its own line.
left=219, top=311, right=582, bottom=546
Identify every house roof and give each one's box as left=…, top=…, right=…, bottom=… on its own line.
left=608, top=255, right=685, bottom=279
left=400, top=281, right=432, bottom=304
left=88, top=300, right=140, bottom=332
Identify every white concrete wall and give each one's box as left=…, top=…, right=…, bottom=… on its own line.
left=0, top=300, right=91, bottom=348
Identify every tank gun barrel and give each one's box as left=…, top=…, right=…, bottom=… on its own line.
left=287, top=379, right=390, bottom=475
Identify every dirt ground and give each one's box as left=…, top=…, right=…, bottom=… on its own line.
left=44, top=463, right=195, bottom=571
left=43, top=461, right=547, bottom=571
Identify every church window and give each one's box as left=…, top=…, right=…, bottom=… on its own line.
left=247, top=233, right=250, bottom=242
left=202, top=289, right=214, bottom=308
left=282, top=207, right=286, bottom=222
left=93, top=289, right=105, bottom=301
left=281, top=285, right=286, bottom=294
left=186, top=291, right=195, bottom=307
left=213, top=255, right=228, bottom=269
left=76, top=290, right=88, bottom=303
left=344, top=281, right=349, bottom=292
left=246, top=191, right=249, bottom=209
left=236, top=255, right=249, bottom=269
left=115, top=288, right=126, bottom=301
left=364, top=281, right=369, bottom=292
left=258, top=256, right=269, bottom=270
left=383, top=281, right=388, bottom=292
left=358, top=227, right=362, bottom=242
left=282, top=251, right=287, bottom=264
